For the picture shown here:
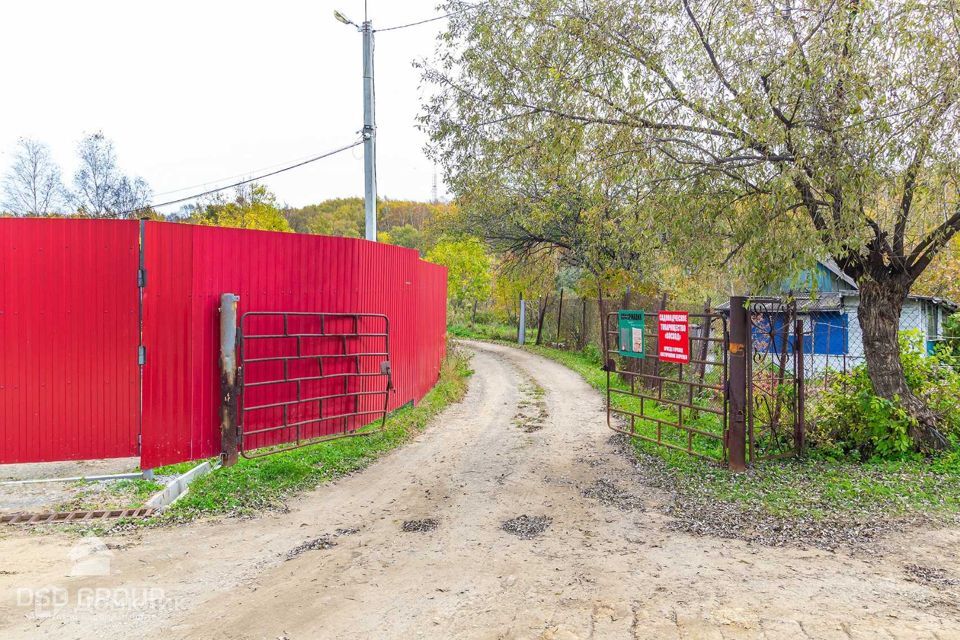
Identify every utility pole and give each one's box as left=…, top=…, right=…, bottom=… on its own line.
left=335, top=7, right=378, bottom=241
left=361, top=18, right=377, bottom=241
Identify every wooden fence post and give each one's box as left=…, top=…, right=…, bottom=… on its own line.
left=555, top=288, right=564, bottom=344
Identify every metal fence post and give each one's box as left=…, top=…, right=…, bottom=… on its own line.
left=794, top=317, right=806, bottom=456
left=697, top=297, right=712, bottom=386
left=220, top=293, right=240, bottom=466
left=727, top=296, right=748, bottom=472
left=518, top=295, right=526, bottom=345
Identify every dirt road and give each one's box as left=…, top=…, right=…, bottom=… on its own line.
left=1, top=341, right=958, bottom=639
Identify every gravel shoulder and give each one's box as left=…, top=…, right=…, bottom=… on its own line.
left=0, top=457, right=159, bottom=516
left=0, top=341, right=958, bottom=639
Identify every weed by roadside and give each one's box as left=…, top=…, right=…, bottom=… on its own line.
left=449, top=322, right=516, bottom=342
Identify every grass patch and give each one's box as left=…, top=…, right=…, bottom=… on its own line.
left=455, top=325, right=960, bottom=531
left=449, top=321, right=516, bottom=342
left=151, top=347, right=473, bottom=523
left=513, top=375, right=548, bottom=433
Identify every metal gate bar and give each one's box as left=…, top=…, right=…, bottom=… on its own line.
left=238, top=311, right=392, bottom=458
left=747, top=299, right=804, bottom=461
left=601, top=297, right=806, bottom=469
left=604, top=312, right=729, bottom=463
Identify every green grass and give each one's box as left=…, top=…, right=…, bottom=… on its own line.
left=524, top=343, right=727, bottom=461
left=151, top=348, right=473, bottom=523
left=455, top=323, right=960, bottom=524
left=449, top=321, right=517, bottom=342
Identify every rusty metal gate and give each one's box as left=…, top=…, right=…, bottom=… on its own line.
left=746, top=299, right=805, bottom=462
left=604, top=311, right=730, bottom=463
left=236, top=311, right=393, bottom=458
left=604, top=297, right=805, bottom=470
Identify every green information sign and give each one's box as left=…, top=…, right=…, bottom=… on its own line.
left=617, top=310, right=646, bottom=359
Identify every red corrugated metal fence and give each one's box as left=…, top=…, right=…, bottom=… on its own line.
left=0, top=219, right=140, bottom=463
left=0, top=219, right=447, bottom=468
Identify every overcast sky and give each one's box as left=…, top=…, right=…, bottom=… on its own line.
left=0, top=1, right=448, bottom=213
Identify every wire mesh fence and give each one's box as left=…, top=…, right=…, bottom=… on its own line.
left=742, top=294, right=957, bottom=391
left=522, top=289, right=956, bottom=374
left=487, top=289, right=958, bottom=463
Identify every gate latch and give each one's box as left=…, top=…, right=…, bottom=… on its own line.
left=381, top=360, right=393, bottom=390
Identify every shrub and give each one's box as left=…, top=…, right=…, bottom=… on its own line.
left=934, top=312, right=960, bottom=368
left=811, top=330, right=960, bottom=459
left=581, top=342, right=603, bottom=367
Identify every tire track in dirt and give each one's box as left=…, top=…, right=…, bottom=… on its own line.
left=0, top=341, right=957, bottom=639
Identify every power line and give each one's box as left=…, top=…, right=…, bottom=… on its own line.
left=374, top=2, right=489, bottom=32
left=122, top=139, right=364, bottom=216
left=151, top=150, right=347, bottom=198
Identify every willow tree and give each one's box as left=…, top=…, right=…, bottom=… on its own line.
left=423, top=0, right=960, bottom=449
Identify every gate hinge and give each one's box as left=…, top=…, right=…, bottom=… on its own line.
left=138, top=345, right=147, bottom=365
left=138, top=267, right=147, bottom=288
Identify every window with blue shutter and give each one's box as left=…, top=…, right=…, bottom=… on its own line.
left=753, top=312, right=848, bottom=355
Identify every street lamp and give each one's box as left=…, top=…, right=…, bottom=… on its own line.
left=333, top=10, right=357, bottom=27
left=334, top=9, right=378, bottom=242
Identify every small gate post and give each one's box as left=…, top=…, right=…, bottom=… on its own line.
left=727, top=296, right=748, bottom=472
left=220, top=293, right=240, bottom=467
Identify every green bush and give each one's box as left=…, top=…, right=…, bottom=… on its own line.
left=934, top=312, right=960, bottom=367
left=448, top=322, right=516, bottom=341
left=581, top=342, right=603, bottom=366
left=812, top=331, right=960, bottom=459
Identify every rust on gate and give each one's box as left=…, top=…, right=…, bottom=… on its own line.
left=237, top=311, right=393, bottom=458
left=602, top=296, right=807, bottom=470
left=604, top=310, right=730, bottom=463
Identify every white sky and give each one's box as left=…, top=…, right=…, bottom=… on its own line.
left=0, top=1, right=448, bottom=213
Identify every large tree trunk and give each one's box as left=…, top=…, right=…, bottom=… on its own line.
left=857, top=279, right=948, bottom=451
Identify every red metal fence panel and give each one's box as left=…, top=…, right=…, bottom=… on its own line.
left=0, top=219, right=140, bottom=463
left=0, top=219, right=446, bottom=468
left=140, top=221, right=447, bottom=468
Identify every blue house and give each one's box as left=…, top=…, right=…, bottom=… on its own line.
left=723, top=259, right=956, bottom=373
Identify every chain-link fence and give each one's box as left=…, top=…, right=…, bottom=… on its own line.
left=750, top=293, right=956, bottom=393
left=531, top=290, right=954, bottom=367
left=482, top=289, right=957, bottom=384
left=532, top=292, right=710, bottom=352
left=472, top=288, right=959, bottom=465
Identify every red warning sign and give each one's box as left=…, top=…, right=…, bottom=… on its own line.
left=657, top=311, right=690, bottom=363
